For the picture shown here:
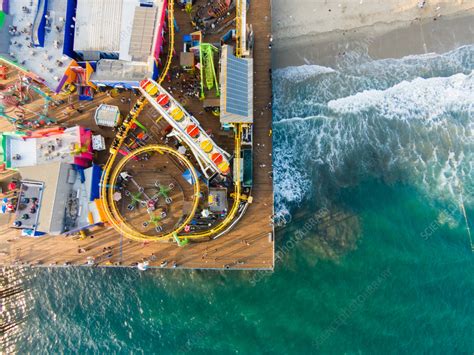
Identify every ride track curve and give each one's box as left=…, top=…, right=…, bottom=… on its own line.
left=99, top=0, right=176, bottom=241
left=108, top=145, right=201, bottom=242
left=179, top=123, right=243, bottom=240
left=100, top=1, right=245, bottom=243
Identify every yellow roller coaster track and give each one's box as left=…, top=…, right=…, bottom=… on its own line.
left=100, top=0, right=175, bottom=239
left=235, top=0, right=243, bottom=58
left=100, top=1, right=245, bottom=242
left=176, top=123, right=243, bottom=240
left=108, top=145, right=201, bottom=242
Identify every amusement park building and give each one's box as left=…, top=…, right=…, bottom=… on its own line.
left=0, top=0, right=167, bottom=92
left=16, top=162, right=104, bottom=235
left=2, top=126, right=93, bottom=169
left=69, top=0, right=168, bottom=89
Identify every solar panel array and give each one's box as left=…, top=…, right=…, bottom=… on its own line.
left=220, top=45, right=253, bottom=124
left=226, top=54, right=250, bottom=118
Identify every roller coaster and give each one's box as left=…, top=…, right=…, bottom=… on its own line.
left=100, top=0, right=245, bottom=243
left=139, top=78, right=230, bottom=178
left=99, top=0, right=176, bottom=241
left=106, top=145, right=201, bottom=242
left=0, top=76, right=58, bottom=129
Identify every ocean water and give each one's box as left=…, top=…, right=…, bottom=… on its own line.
left=2, top=46, right=474, bottom=355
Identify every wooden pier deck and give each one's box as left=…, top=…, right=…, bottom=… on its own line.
left=0, top=0, right=274, bottom=270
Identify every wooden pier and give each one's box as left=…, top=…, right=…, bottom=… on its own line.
left=0, top=0, right=274, bottom=270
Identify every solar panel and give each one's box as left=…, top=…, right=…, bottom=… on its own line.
left=221, top=48, right=253, bottom=123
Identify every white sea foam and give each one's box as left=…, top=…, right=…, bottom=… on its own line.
left=272, top=45, right=474, bottom=123
left=276, top=116, right=320, bottom=125
left=274, top=64, right=336, bottom=83
left=327, top=72, right=474, bottom=123
left=273, top=141, right=311, bottom=208
left=273, top=70, right=474, bottom=213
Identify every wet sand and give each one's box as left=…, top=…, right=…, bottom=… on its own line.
left=272, top=0, right=474, bottom=68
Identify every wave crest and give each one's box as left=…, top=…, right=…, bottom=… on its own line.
left=273, top=64, right=336, bottom=83
left=273, top=68, right=474, bottom=213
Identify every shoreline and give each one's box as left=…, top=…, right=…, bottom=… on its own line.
left=272, top=8, right=474, bottom=69
left=272, top=0, right=474, bottom=41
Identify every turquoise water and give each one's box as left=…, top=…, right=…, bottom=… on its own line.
left=3, top=44, right=474, bottom=355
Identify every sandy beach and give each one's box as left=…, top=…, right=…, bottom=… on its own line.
left=272, top=0, right=474, bottom=68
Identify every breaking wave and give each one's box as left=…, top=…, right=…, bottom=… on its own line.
left=273, top=45, right=474, bottom=123
left=273, top=64, right=336, bottom=83
left=272, top=46, right=474, bottom=213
